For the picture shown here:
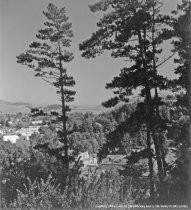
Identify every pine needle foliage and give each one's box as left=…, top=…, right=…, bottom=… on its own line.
left=79, top=0, right=175, bottom=201
left=17, top=3, right=75, bottom=174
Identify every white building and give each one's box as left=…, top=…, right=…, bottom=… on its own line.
left=31, top=120, right=43, bottom=125
left=77, top=151, right=97, bottom=168
left=78, top=151, right=89, bottom=160
left=16, top=126, right=40, bottom=140
left=0, top=129, right=4, bottom=135
left=3, top=135, right=19, bottom=143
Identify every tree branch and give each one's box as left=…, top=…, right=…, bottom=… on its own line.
left=156, top=52, right=176, bottom=68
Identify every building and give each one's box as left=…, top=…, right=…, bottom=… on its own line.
left=77, top=151, right=98, bottom=168
left=3, top=135, right=19, bottom=143
left=16, top=126, right=40, bottom=140
left=7, top=121, right=13, bottom=125
left=0, top=127, right=16, bottom=136
left=100, top=154, right=127, bottom=171
left=0, top=129, right=4, bottom=135
left=31, top=120, right=43, bottom=125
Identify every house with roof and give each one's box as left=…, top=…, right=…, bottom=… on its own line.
left=3, top=135, right=19, bottom=143
left=77, top=151, right=98, bottom=168
left=100, top=154, right=127, bottom=171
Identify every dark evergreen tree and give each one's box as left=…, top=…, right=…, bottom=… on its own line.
left=172, top=0, right=191, bottom=113
left=17, top=3, right=75, bottom=174
left=165, top=0, right=191, bottom=205
left=79, top=0, right=175, bottom=201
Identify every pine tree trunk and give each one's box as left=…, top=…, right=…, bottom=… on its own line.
left=137, top=28, right=155, bottom=201
left=146, top=126, right=155, bottom=201
left=160, top=146, right=166, bottom=176
left=59, top=46, right=69, bottom=174
left=151, top=4, right=166, bottom=199
left=60, top=75, right=69, bottom=174
left=151, top=132, right=164, bottom=182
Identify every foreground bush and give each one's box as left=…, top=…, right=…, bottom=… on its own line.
left=1, top=175, right=69, bottom=209
left=1, top=170, right=135, bottom=209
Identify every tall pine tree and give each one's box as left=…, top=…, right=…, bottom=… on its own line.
left=80, top=0, right=174, bottom=200
left=17, top=3, right=75, bottom=174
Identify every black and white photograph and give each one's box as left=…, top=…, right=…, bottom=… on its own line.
left=0, top=0, right=190, bottom=209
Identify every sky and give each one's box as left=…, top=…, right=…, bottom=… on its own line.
left=0, top=0, right=182, bottom=105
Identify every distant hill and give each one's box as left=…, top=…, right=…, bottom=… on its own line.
left=0, top=100, right=31, bottom=106
left=70, top=105, right=108, bottom=114
left=44, top=104, right=109, bottom=114
left=43, top=104, right=62, bottom=112
left=0, top=92, right=173, bottom=115
left=0, top=100, right=31, bottom=114
left=0, top=100, right=107, bottom=114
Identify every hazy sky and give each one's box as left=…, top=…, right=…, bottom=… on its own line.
left=0, top=0, right=181, bottom=105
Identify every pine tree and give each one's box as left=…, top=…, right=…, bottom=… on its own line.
left=79, top=0, right=174, bottom=200
left=17, top=3, right=75, bottom=174
left=167, top=0, right=191, bottom=204
left=172, top=0, right=191, bottom=113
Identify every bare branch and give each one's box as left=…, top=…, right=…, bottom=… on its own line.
left=156, top=52, right=176, bottom=68
left=41, top=78, right=55, bottom=86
